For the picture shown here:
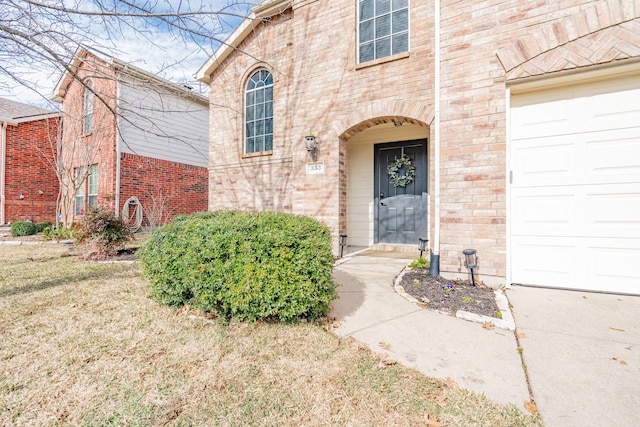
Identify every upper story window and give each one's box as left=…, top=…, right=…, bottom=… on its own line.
left=245, top=69, right=273, bottom=154
left=358, top=0, right=409, bottom=63
left=83, top=80, right=94, bottom=134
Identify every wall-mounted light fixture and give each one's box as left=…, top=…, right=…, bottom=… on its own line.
left=38, top=190, right=44, bottom=195
left=304, top=134, right=317, bottom=161
left=462, top=249, right=478, bottom=286
left=418, top=237, right=428, bottom=258
left=19, top=193, right=24, bottom=200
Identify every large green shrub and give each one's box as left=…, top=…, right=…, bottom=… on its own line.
left=138, top=210, right=337, bottom=323
left=10, top=221, right=37, bottom=237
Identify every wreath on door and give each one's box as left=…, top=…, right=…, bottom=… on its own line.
left=387, top=154, right=416, bottom=187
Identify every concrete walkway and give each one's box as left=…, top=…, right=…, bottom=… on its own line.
left=332, top=253, right=530, bottom=408
left=332, top=253, right=640, bottom=426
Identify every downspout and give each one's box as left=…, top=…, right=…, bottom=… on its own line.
left=1, top=121, right=6, bottom=224
left=429, top=0, right=441, bottom=276
left=115, top=79, right=122, bottom=217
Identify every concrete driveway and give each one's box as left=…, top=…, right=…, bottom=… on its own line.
left=508, top=286, right=640, bottom=427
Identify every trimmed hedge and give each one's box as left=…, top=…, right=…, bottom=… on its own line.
left=11, top=221, right=37, bottom=237
left=35, top=221, right=52, bottom=233
left=10, top=221, right=52, bottom=237
left=138, top=211, right=337, bottom=323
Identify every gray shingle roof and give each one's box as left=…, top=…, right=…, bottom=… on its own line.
left=0, top=97, right=58, bottom=121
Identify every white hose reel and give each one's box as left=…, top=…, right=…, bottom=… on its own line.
left=122, top=196, right=143, bottom=232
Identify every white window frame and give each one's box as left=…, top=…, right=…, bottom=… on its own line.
left=88, top=164, right=98, bottom=208
left=244, top=69, right=274, bottom=154
left=75, top=166, right=86, bottom=216
left=357, top=0, right=410, bottom=64
left=74, top=164, right=98, bottom=216
left=83, top=80, right=94, bottom=135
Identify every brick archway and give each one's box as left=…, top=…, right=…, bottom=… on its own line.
left=498, top=11, right=640, bottom=80
left=336, top=111, right=431, bottom=243
left=333, top=99, right=433, bottom=142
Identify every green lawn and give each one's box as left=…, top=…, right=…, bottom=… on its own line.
left=0, top=244, right=543, bottom=426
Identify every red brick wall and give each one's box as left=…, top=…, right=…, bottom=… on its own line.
left=4, top=117, right=60, bottom=224
left=59, top=52, right=118, bottom=221
left=119, top=152, right=208, bottom=227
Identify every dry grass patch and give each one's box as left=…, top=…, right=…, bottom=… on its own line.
left=0, top=244, right=543, bottom=426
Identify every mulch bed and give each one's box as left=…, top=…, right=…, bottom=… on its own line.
left=398, top=268, right=502, bottom=319
left=110, top=247, right=139, bottom=261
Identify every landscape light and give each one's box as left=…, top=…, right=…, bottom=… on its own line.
left=462, top=248, right=478, bottom=286
left=418, top=238, right=428, bottom=258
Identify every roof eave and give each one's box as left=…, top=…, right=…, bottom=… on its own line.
left=50, top=47, right=90, bottom=103
left=0, top=111, right=62, bottom=125
left=195, top=0, right=292, bottom=84
left=51, top=46, right=208, bottom=105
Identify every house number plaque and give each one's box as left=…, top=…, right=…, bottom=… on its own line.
left=306, top=162, right=325, bottom=175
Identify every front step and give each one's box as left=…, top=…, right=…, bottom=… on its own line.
left=369, top=243, right=419, bottom=253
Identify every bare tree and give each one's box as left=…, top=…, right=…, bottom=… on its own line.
left=144, top=191, right=170, bottom=230
left=1, top=1, right=253, bottom=102
left=1, top=0, right=258, bottom=226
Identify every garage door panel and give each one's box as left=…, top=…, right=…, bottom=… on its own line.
left=511, top=238, right=576, bottom=287
left=585, top=84, right=640, bottom=132
left=511, top=96, right=575, bottom=139
left=513, top=184, right=640, bottom=239
left=510, top=75, right=640, bottom=294
left=511, top=191, right=577, bottom=235
left=587, top=132, right=640, bottom=181
left=512, top=138, right=575, bottom=186
left=587, top=186, right=640, bottom=238
left=589, top=245, right=640, bottom=294
left=512, top=237, right=640, bottom=293
left=515, top=129, right=640, bottom=187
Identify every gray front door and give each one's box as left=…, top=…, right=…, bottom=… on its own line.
left=375, top=140, right=428, bottom=244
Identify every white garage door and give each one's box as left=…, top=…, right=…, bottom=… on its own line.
left=510, top=75, right=640, bottom=295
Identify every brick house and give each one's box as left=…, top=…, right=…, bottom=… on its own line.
left=0, top=98, right=61, bottom=224
left=197, top=0, right=640, bottom=295
left=53, top=47, right=209, bottom=229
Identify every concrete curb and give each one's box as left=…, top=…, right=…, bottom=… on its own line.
left=0, top=240, right=74, bottom=245
left=393, top=266, right=515, bottom=330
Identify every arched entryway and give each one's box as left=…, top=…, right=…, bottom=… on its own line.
left=341, top=118, right=430, bottom=249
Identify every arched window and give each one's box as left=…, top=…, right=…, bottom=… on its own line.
left=83, top=80, right=94, bottom=134
left=245, top=70, right=273, bottom=153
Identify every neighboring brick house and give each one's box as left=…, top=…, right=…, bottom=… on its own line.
left=53, top=47, right=209, bottom=229
left=197, top=0, right=640, bottom=295
left=0, top=98, right=60, bottom=224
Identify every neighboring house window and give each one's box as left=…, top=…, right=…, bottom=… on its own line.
left=83, top=80, right=94, bottom=134
left=74, top=164, right=98, bottom=216
left=88, top=165, right=98, bottom=208
left=75, top=167, right=85, bottom=216
left=358, top=0, right=409, bottom=63
left=245, top=69, right=273, bottom=154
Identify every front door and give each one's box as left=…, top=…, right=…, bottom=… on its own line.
left=375, top=140, right=428, bottom=244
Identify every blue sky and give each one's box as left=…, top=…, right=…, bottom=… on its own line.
left=0, top=0, right=259, bottom=108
